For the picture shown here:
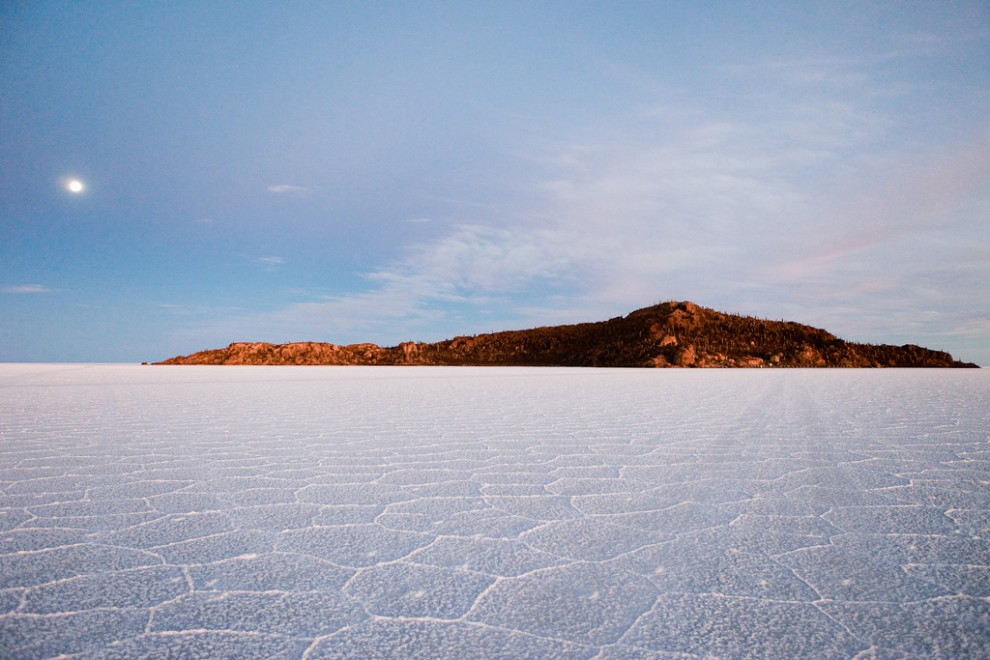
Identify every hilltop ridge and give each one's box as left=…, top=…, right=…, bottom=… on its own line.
left=155, top=301, right=977, bottom=368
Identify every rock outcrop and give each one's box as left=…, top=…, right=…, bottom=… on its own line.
left=155, top=301, right=978, bottom=368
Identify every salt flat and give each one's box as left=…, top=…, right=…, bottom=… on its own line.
left=1, top=364, right=988, bottom=658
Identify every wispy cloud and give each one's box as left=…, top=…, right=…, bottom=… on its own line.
left=255, top=256, right=285, bottom=266
left=180, top=51, right=987, bottom=361
left=1, top=284, right=55, bottom=294
left=189, top=101, right=886, bottom=343
left=196, top=224, right=592, bottom=344
left=769, top=127, right=990, bottom=282
left=267, top=184, right=311, bottom=195
left=159, top=302, right=244, bottom=316
left=366, top=224, right=585, bottom=296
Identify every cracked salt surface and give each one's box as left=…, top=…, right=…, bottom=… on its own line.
left=1, top=365, right=988, bottom=658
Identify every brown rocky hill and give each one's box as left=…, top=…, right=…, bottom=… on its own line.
left=155, top=301, right=977, bottom=368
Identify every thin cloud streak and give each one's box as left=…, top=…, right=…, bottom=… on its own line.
left=1, top=284, right=55, bottom=294
left=267, top=184, right=311, bottom=195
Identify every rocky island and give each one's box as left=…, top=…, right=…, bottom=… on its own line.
left=156, top=301, right=977, bottom=368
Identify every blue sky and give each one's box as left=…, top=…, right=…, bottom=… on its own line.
left=2, top=1, right=988, bottom=364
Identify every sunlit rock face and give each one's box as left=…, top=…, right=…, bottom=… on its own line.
left=157, top=301, right=978, bottom=367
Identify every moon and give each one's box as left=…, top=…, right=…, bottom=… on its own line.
left=67, top=179, right=85, bottom=193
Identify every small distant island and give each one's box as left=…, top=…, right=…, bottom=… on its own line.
left=156, top=301, right=977, bottom=368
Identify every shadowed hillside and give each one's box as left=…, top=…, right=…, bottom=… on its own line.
left=156, top=301, right=978, bottom=368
